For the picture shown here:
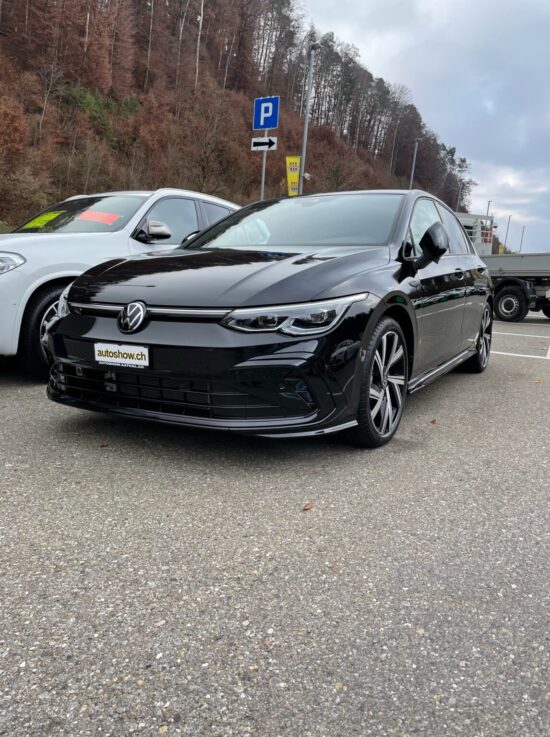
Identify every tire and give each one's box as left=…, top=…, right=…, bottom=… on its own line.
left=18, top=285, right=64, bottom=379
left=348, top=317, right=408, bottom=448
left=542, top=305, right=550, bottom=319
left=463, top=303, right=492, bottom=373
left=494, top=286, right=529, bottom=322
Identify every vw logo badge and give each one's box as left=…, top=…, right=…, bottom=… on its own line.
left=118, top=301, right=147, bottom=334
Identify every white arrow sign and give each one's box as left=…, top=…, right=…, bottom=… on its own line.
left=251, top=136, right=278, bottom=152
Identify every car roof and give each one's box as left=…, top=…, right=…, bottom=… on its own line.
left=299, top=189, right=435, bottom=198
left=64, top=188, right=239, bottom=209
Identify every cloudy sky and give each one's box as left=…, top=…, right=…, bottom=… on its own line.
left=302, top=0, right=550, bottom=251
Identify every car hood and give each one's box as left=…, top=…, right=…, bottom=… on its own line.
left=70, top=246, right=390, bottom=307
left=0, top=231, right=116, bottom=253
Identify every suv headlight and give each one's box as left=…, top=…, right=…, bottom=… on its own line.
left=0, top=252, right=26, bottom=275
left=57, top=284, right=73, bottom=318
left=222, top=293, right=368, bottom=335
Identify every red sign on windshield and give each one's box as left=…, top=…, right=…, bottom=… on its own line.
left=76, top=211, right=122, bottom=225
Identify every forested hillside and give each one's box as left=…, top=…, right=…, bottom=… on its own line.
left=0, top=0, right=473, bottom=226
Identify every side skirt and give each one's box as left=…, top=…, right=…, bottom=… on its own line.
left=407, top=348, right=475, bottom=394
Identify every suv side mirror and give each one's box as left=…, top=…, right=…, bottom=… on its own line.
left=147, top=220, right=172, bottom=240
left=419, top=222, right=448, bottom=264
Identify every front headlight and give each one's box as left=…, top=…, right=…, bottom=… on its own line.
left=222, top=293, right=368, bottom=335
left=0, top=252, right=26, bottom=275
left=57, top=284, right=73, bottom=318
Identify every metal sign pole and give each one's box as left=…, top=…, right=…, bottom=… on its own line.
left=260, top=128, right=268, bottom=201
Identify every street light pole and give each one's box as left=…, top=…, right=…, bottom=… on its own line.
left=389, top=125, right=398, bottom=176
left=519, top=225, right=526, bottom=252
left=486, top=200, right=492, bottom=216
left=409, top=139, right=419, bottom=190
left=504, top=215, right=511, bottom=248
left=455, top=181, right=463, bottom=211
left=299, top=42, right=319, bottom=195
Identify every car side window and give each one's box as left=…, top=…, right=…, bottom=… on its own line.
left=203, top=202, right=232, bottom=226
left=409, top=199, right=442, bottom=254
left=436, top=204, right=470, bottom=255
left=138, top=198, right=199, bottom=245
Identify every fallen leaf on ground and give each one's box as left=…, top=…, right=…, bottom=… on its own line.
left=100, top=442, right=109, bottom=448
left=303, top=501, right=314, bottom=511
left=430, top=418, right=437, bottom=424
left=534, top=379, right=544, bottom=384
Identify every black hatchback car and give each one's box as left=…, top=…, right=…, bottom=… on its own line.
left=47, top=190, right=492, bottom=447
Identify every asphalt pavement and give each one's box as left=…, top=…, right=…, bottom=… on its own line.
left=0, top=315, right=548, bottom=737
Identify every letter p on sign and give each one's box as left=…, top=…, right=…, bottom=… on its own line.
left=253, top=96, right=280, bottom=130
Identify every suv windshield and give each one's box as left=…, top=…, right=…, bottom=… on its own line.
left=186, top=193, right=403, bottom=253
left=15, top=195, right=147, bottom=234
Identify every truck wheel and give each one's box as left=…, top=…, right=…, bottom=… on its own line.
left=542, top=306, right=550, bottom=319
left=494, top=286, right=529, bottom=322
left=18, top=285, right=64, bottom=380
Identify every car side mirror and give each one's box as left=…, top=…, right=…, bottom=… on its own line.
left=419, top=222, right=448, bottom=264
left=147, top=220, right=172, bottom=240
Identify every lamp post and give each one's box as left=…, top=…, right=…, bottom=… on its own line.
left=299, top=42, right=320, bottom=195
left=486, top=200, right=492, bottom=216
left=519, top=225, right=526, bottom=252
left=409, top=139, right=419, bottom=190
left=455, top=180, right=463, bottom=211
left=389, top=125, right=398, bottom=176
left=504, top=215, right=511, bottom=248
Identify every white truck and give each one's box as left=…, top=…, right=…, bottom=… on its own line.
left=478, top=253, right=550, bottom=322
left=456, top=212, right=550, bottom=322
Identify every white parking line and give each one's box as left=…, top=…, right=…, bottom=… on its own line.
left=493, top=331, right=550, bottom=339
left=493, top=351, right=550, bottom=360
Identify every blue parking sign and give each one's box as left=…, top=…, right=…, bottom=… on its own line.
left=253, top=96, right=280, bottom=130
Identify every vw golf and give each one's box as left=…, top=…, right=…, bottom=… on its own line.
left=47, top=190, right=492, bottom=447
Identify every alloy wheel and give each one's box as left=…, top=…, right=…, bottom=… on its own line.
left=479, top=305, right=492, bottom=368
left=39, top=300, right=59, bottom=359
left=368, top=330, right=406, bottom=436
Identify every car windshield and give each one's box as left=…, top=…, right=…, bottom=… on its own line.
left=185, top=193, right=403, bottom=253
left=14, top=195, right=147, bottom=234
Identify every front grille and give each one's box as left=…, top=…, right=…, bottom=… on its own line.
left=51, top=363, right=316, bottom=421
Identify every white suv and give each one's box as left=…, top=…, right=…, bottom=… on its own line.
left=0, top=188, right=238, bottom=376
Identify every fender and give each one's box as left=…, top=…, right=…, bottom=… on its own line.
left=493, top=276, right=535, bottom=297
left=11, top=268, right=86, bottom=354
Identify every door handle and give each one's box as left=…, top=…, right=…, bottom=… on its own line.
left=410, top=279, right=420, bottom=288
left=454, top=269, right=465, bottom=280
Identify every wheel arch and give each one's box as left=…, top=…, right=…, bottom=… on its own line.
left=380, top=301, right=416, bottom=378
left=493, top=277, right=531, bottom=296
left=17, top=275, right=78, bottom=352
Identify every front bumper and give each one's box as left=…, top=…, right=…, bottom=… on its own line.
left=47, top=307, right=371, bottom=437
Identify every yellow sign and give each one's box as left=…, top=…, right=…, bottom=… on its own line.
left=286, top=156, right=301, bottom=197
left=21, top=211, right=63, bottom=230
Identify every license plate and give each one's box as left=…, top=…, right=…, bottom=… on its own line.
left=94, top=342, right=149, bottom=369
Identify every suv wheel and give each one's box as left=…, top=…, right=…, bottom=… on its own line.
left=18, top=285, right=64, bottom=379
left=348, top=317, right=408, bottom=448
left=494, top=286, right=529, bottom=322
